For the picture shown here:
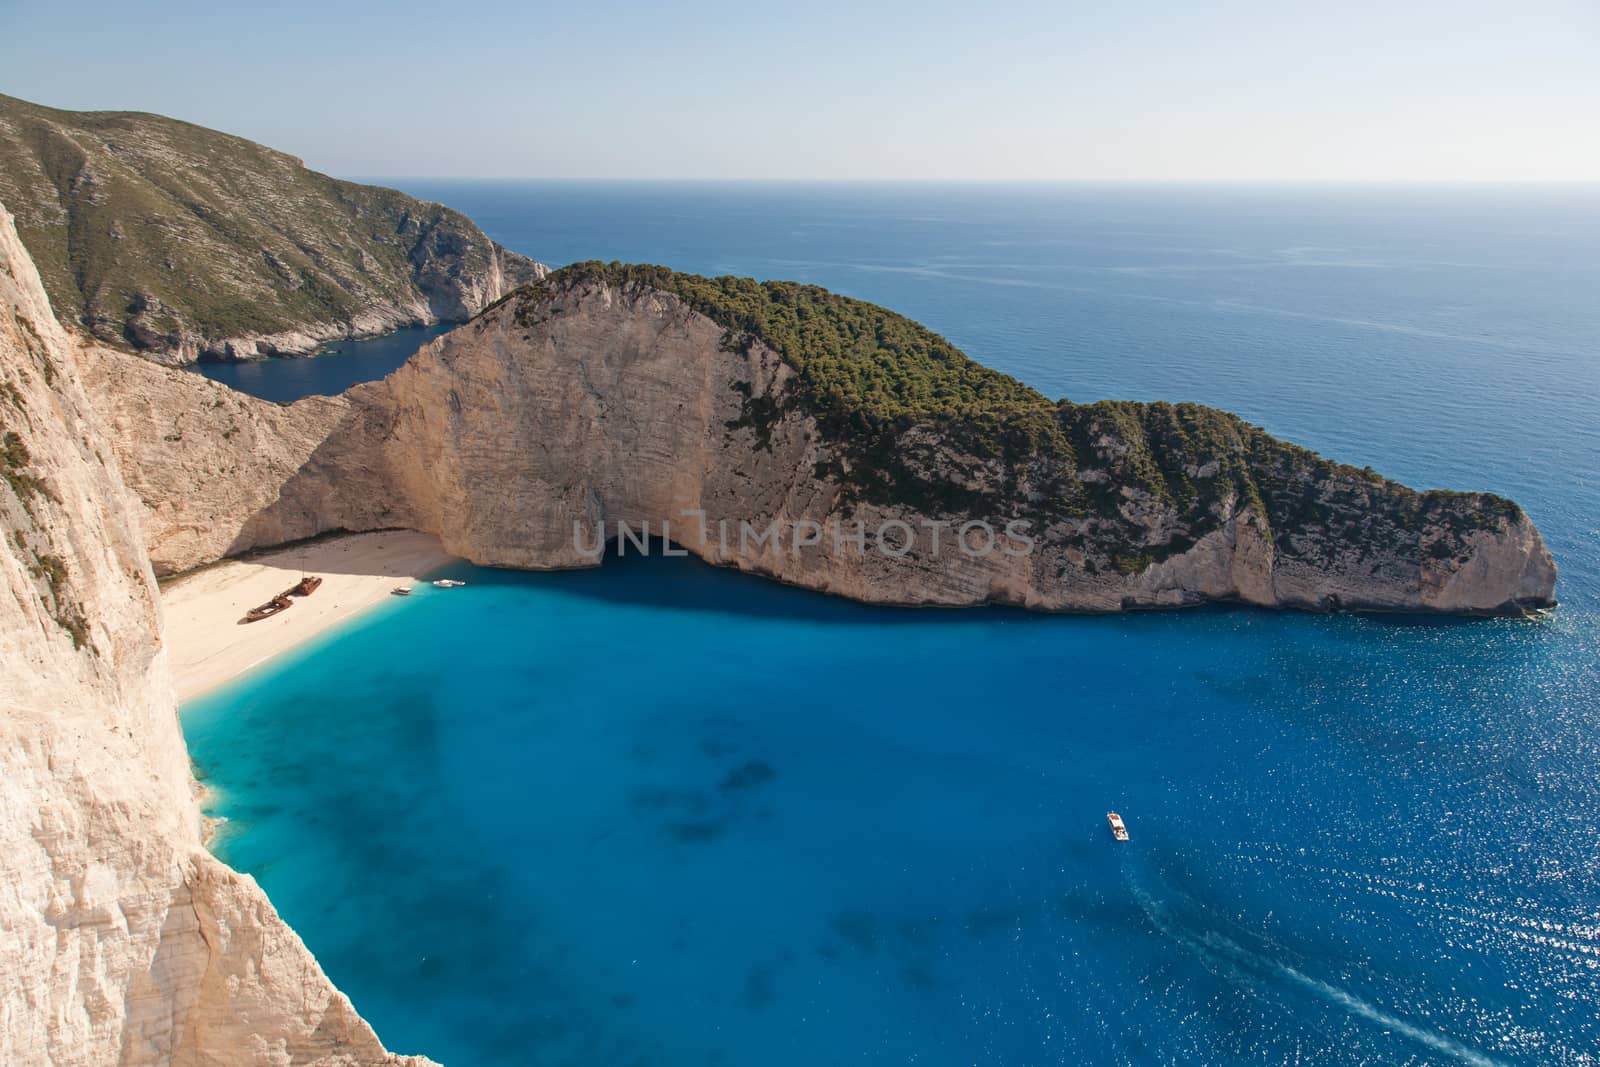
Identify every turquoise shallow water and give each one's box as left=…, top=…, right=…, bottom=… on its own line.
left=184, top=184, right=1600, bottom=1065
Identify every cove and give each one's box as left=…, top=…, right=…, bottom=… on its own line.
left=192, top=322, right=453, bottom=402
left=182, top=182, right=1600, bottom=1065
left=182, top=550, right=1597, bottom=1065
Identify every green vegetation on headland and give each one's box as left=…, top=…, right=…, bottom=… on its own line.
left=540, top=263, right=1059, bottom=423
left=0, top=93, right=543, bottom=357
left=514, top=262, right=1524, bottom=571
left=515, top=261, right=1069, bottom=482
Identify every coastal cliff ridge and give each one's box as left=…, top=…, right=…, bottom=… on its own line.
left=88, top=261, right=1557, bottom=617
left=0, top=93, right=547, bottom=365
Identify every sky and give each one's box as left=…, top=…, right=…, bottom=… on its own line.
left=3, top=0, right=1598, bottom=182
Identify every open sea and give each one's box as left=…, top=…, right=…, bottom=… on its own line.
left=183, top=183, right=1600, bottom=1066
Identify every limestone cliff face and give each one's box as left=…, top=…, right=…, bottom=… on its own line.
left=88, top=274, right=1556, bottom=616
left=0, top=205, right=433, bottom=1066
left=361, top=280, right=1556, bottom=614
left=74, top=346, right=401, bottom=575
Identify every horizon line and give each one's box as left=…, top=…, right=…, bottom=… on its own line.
left=346, top=175, right=1600, bottom=187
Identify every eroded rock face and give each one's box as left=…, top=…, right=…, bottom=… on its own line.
left=0, top=203, right=434, bottom=1066
left=87, top=275, right=1556, bottom=616
left=74, top=346, right=405, bottom=575
left=369, top=281, right=1555, bottom=614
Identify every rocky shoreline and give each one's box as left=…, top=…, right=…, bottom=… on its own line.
left=155, top=306, right=435, bottom=365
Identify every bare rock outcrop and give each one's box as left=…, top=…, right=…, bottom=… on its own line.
left=74, top=345, right=403, bottom=574
left=85, top=268, right=1556, bottom=616
left=0, top=203, right=434, bottom=1066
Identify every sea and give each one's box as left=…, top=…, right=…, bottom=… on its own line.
left=184, top=182, right=1600, bottom=1066
left=195, top=321, right=454, bottom=403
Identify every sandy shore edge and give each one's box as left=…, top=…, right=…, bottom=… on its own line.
left=161, top=530, right=456, bottom=702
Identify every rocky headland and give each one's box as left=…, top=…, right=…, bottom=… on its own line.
left=0, top=93, right=546, bottom=365
left=89, top=262, right=1556, bottom=616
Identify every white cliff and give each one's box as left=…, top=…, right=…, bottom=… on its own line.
left=0, top=203, right=434, bottom=1066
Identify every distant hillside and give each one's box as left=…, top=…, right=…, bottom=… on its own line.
left=0, top=93, right=545, bottom=363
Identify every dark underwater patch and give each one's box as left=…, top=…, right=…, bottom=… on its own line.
left=719, top=758, right=777, bottom=792
left=668, top=819, right=727, bottom=843
left=745, top=964, right=776, bottom=1011
left=829, top=910, right=881, bottom=956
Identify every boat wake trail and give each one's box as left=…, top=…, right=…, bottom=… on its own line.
left=1127, top=876, right=1509, bottom=1067
left=1272, top=963, right=1508, bottom=1067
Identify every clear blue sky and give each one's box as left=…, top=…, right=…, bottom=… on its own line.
left=4, top=0, right=1597, bottom=181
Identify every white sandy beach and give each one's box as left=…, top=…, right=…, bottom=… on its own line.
left=161, top=530, right=456, bottom=702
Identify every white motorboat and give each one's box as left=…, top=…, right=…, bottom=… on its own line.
left=1106, top=812, right=1129, bottom=842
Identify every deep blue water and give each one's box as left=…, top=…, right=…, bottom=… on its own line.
left=192, top=322, right=453, bottom=401
left=184, top=184, right=1600, bottom=1066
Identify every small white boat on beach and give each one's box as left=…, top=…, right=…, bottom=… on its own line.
left=391, top=585, right=413, bottom=597
left=1107, top=812, right=1130, bottom=842
left=431, top=579, right=466, bottom=588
